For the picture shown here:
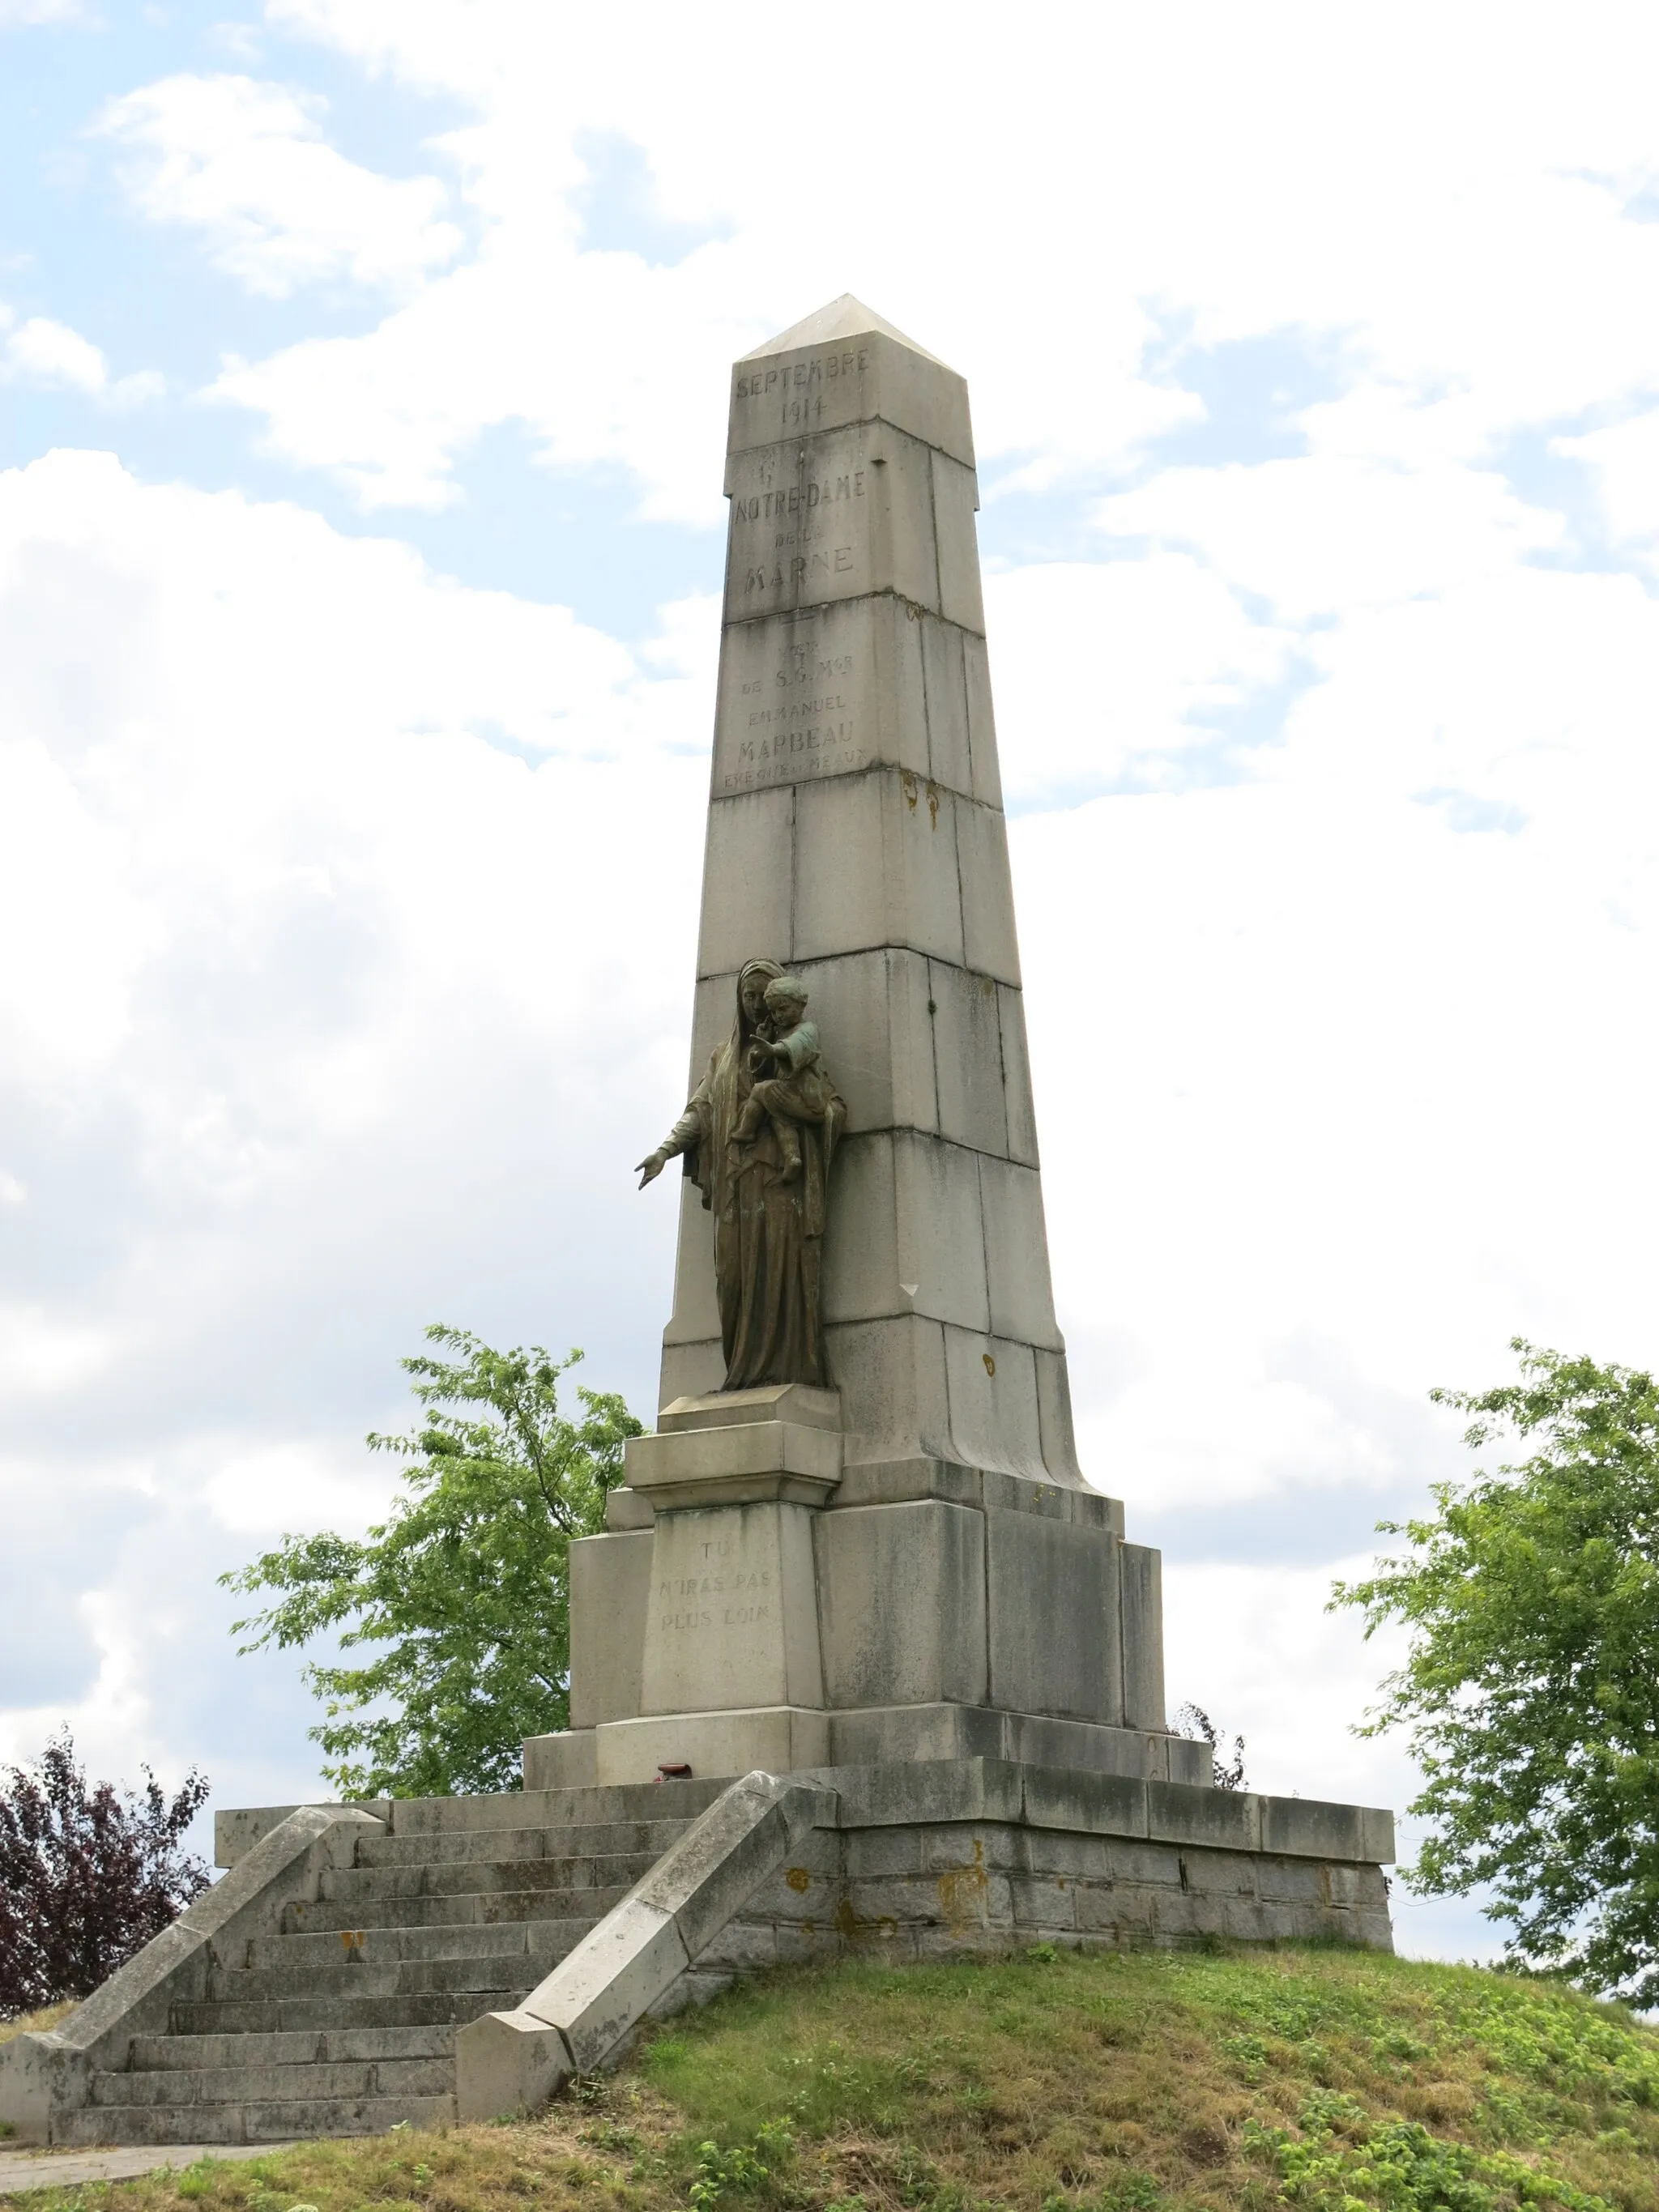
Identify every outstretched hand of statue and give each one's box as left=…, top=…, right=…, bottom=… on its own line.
left=635, top=1150, right=667, bottom=1188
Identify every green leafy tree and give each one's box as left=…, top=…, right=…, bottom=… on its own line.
left=1332, top=1339, right=1659, bottom=2001
left=223, top=1327, right=641, bottom=1799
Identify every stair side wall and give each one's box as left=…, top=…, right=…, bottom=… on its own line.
left=0, top=1806, right=386, bottom=2146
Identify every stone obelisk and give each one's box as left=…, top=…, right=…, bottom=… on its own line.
left=663, top=296, right=1080, bottom=1490
left=532, top=300, right=1183, bottom=1790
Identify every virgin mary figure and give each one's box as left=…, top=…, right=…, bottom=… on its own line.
left=636, top=957, right=844, bottom=1390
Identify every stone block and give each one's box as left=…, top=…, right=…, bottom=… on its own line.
left=1073, top=1884, right=1132, bottom=1935
left=695, top=1919, right=781, bottom=1972
left=662, top=1384, right=842, bottom=1434
left=1179, top=1848, right=1261, bottom=1896
left=825, top=1311, right=953, bottom=1469
left=632, top=1773, right=834, bottom=1959
left=1034, top=1353, right=1084, bottom=1486
left=625, top=1419, right=842, bottom=1508
left=1022, top=1763, right=1149, bottom=1841
left=710, top=599, right=928, bottom=802
left=919, top=614, right=973, bottom=793
left=962, top=633, right=1003, bottom=808
left=979, top=1157, right=1064, bottom=1349
left=453, top=2008, right=574, bottom=2120
left=1021, top=1828, right=1114, bottom=1879
left=697, top=788, right=795, bottom=977
left=659, top=1338, right=726, bottom=1410
left=1260, top=1796, right=1395, bottom=1865
left=844, top=1826, right=923, bottom=1877
left=792, top=947, right=937, bottom=1136
left=822, top=1130, right=903, bottom=1327
left=661, top=1177, right=723, bottom=1353
left=1168, top=1736, right=1211, bottom=1788
left=954, top=797, right=1021, bottom=985
left=816, top=1500, right=987, bottom=1708
left=980, top=1468, right=1070, bottom=1518
left=824, top=1755, right=1024, bottom=1830
left=893, top=1133, right=992, bottom=1332
left=919, top=1822, right=1024, bottom=1874
left=997, top=986, right=1039, bottom=1166
left=521, top=1730, right=599, bottom=1791
left=828, top=1703, right=1008, bottom=1768
left=987, top=1510, right=1124, bottom=1725
left=794, top=767, right=965, bottom=965
left=569, top=1532, right=651, bottom=1730
left=943, top=1327, right=1045, bottom=1477
left=727, top=316, right=975, bottom=473
left=604, top=1488, right=654, bottom=1532
left=932, top=452, right=986, bottom=634
left=1009, top=1875, right=1077, bottom=1929
left=519, top=1897, right=690, bottom=2073
left=639, top=1499, right=824, bottom=1716
left=1147, top=1782, right=1263, bottom=1853
left=929, top=961, right=1009, bottom=1156
left=595, top=1707, right=830, bottom=1786
left=1120, top=1545, right=1166, bottom=1733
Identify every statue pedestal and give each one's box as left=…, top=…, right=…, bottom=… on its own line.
left=591, top=1387, right=841, bottom=1786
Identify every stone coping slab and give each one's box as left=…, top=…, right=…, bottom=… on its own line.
left=0, top=2142, right=295, bottom=2195
left=806, top=1759, right=1395, bottom=1866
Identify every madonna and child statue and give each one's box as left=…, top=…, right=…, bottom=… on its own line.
left=636, top=960, right=845, bottom=1390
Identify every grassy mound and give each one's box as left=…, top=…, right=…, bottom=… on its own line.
left=5, top=1946, right=1658, bottom=2212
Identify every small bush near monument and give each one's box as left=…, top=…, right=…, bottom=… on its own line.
left=1174, top=1702, right=1247, bottom=1791
left=0, top=1733, right=209, bottom=2018
left=223, top=1326, right=640, bottom=1799
left=1333, top=1339, right=1659, bottom=2004
left=25, top=1947, right=1657, bottom=2212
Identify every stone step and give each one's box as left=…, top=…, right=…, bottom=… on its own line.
left=130, top=2025, right=454, bottom=2072
left=378, top=1779, right=722, bottom=1835
left=205, top=1939, right=588, bottom=2002
left=321, top=1847, right=666, bottom=1901
left=171, top=1992, right=520, bottom=2036
left=247, top=1912, right=616, bottom=1968
left=285, top=1882, right=633, bottom=1936
left=55, top=2091, right=454, bottom=2147
left=352, top=1820, right=692, bottom=1869
left=90, top=2057, right=454, bottom=2108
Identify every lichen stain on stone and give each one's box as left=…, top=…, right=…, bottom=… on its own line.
left=936, top=1838, right=990, bottom=1932
left=833, top=1893, right=898, bottom=1943
left=902, top=770, right=919, bottom=812
left=784, top=1866, right=812, bottom=1894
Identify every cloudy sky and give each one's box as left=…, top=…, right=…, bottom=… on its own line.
left=6, top=0, right=1659, bottom=1961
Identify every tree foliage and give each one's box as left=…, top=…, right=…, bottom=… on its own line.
left=222, top=1326, right=640, bottom=1800
left=0, top=1732, right=210, bottom=2018
left=1175, top=1702, right=1247, bottom=1791
left=1331, top=1339, right=1659, bottom=2002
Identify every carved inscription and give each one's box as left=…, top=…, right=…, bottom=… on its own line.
left=657, top=1537, right=773, bottom=1635
left=722, top=641, right=866, bottom=791
left=732, top=347, right=871, bottom=434
left=731, top=468, right=865, bottom=602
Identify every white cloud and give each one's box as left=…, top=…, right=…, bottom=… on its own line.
left=1556, top=411, right=1659, bottom=565
left=189, top=2, right=1659, bottom=522
left=1, top=311, right=164, bottom=407
left=97, top=74, right=463, bottom=298
left=0, top=0, right=87, bottom=21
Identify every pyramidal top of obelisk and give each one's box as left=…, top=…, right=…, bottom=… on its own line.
left=650, top=295, right=1094, bottom=1505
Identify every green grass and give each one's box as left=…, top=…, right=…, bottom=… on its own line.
left=4, top=1947, right=1657, bottom=2212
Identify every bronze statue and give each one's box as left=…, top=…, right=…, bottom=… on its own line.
left=637, top=959, right=844, bottom=1389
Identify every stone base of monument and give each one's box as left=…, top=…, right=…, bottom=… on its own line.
left=546, top=1383, right=1200, bottom=1794
left=0, top=1758, right=1393, bottom=2146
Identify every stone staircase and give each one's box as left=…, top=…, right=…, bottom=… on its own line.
left=54, top=1779, right=725, bottom=2146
